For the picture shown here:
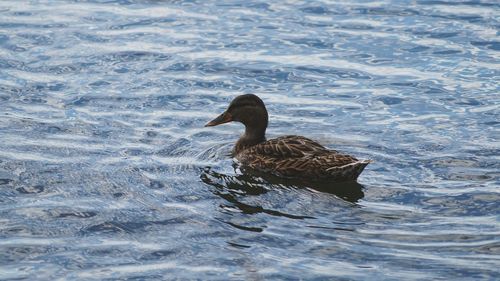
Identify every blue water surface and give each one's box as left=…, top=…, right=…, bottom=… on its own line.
left=0, top=0, right=499, bottom=280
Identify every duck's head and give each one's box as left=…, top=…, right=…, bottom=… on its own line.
left=205, top=94, right=269, bottom=131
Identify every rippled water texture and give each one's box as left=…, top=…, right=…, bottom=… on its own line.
left=1, top=0, right=499, bottom=280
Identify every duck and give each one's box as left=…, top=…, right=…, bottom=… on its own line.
left=205, top=94, right=371, bottom=181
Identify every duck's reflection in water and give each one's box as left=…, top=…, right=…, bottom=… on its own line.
left=200, top=166, right=364, bottom=220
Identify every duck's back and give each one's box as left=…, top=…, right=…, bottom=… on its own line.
left=235, top=135, right=370, bottom=181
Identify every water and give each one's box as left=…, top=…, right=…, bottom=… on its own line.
left=0, top=0, right=499, bottom=279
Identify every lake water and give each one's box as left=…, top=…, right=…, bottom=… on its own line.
left=0, top=0, right=499, bottom=280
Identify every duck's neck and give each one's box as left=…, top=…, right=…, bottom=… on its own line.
left=234, top=125, right=266, bottom=155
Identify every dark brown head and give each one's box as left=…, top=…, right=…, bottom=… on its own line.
left=205, top=94, right=268, bottom=131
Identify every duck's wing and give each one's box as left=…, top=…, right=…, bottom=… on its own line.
left=236, top=135, right=370, bottom=180
left=243, top=135, right=332, bottom=158
left=246, top=152, right=368, bottom=180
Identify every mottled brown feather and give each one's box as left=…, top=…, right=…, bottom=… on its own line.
left=236, top=135, right=371, bottom=181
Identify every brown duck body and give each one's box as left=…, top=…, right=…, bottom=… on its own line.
left=235, top=135, right=370, bottom=181
left=206, top=94, right=371, bottom=182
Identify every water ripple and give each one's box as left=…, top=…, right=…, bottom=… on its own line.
left=0, top=0, right=499, bottom=280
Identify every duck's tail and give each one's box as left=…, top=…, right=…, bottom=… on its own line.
left=326, top=159, right=372, bottom=181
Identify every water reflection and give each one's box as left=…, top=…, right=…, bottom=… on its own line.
left=200, top=166, right=365, bottom=206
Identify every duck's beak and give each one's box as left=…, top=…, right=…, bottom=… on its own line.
left=205, top=112, right=233, bottom=127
